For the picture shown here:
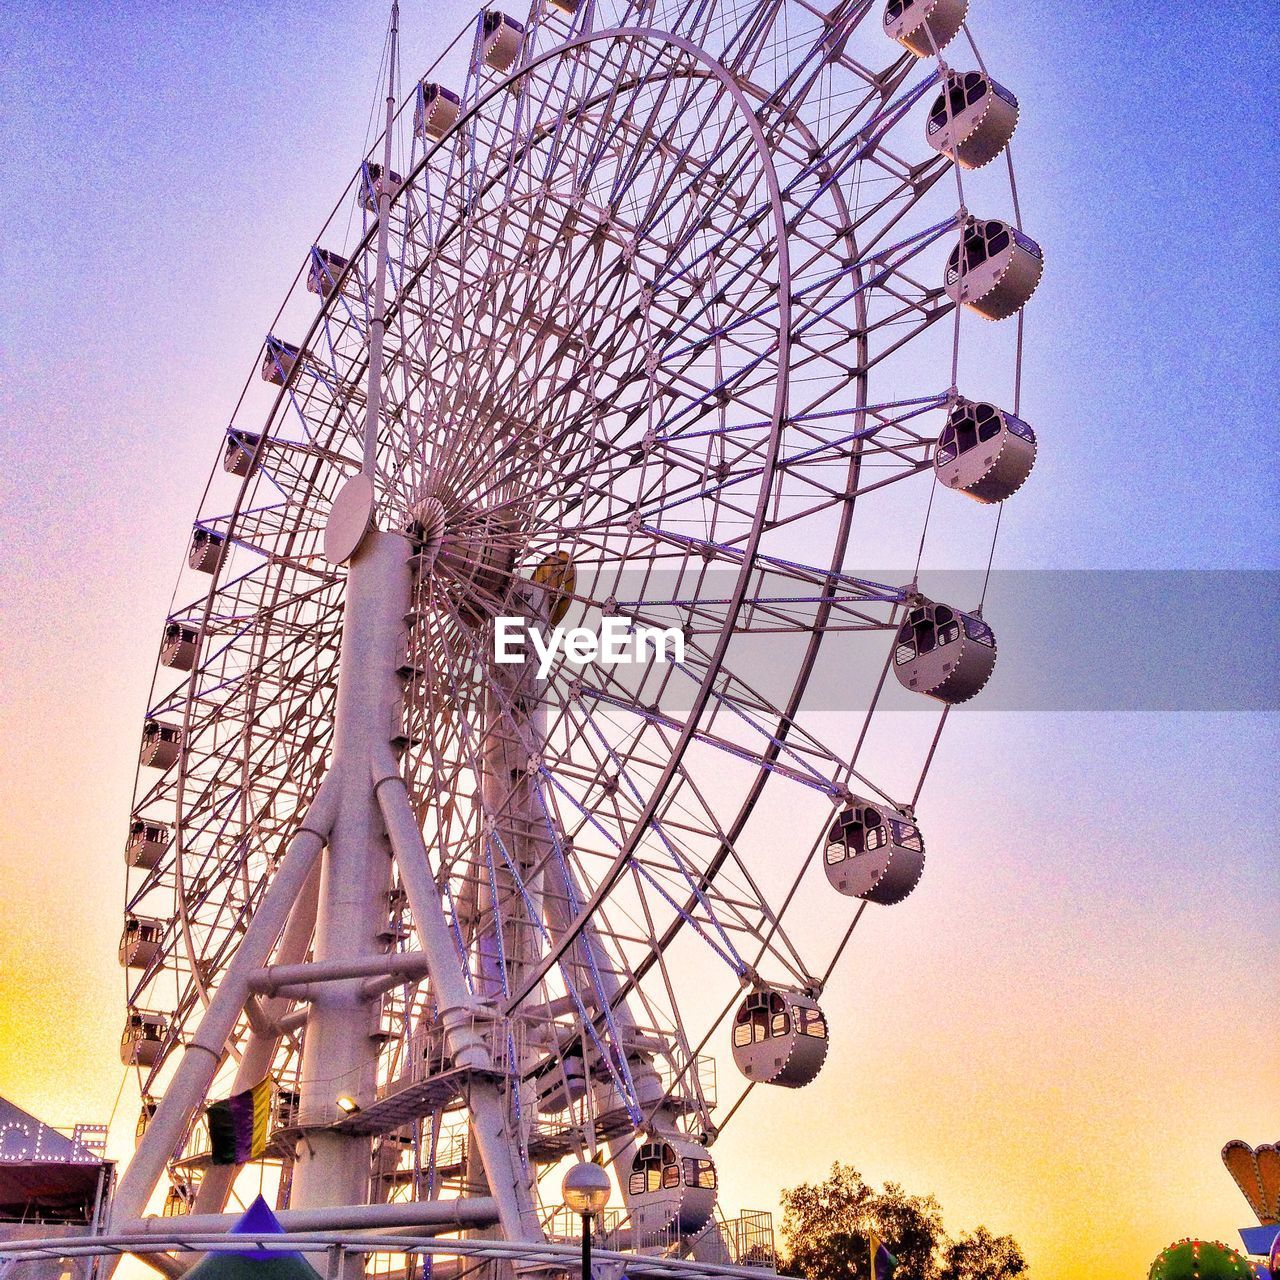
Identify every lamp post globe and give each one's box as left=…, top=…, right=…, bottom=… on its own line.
left=562, top=1160, right=611, bottom=1216
left=563, top=1160, right=611, bottom=1280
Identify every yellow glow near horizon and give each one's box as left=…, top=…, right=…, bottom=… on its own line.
left=2, top=712, right=1274, bottom=1280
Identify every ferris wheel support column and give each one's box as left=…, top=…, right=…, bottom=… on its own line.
left=290, top=530, right=412, bottom=1218
left=478, top=618, right=547, bottom=1006
left=191, top=858, right=324, bottom=1215
left=374, top=761, right=544, bottom=1249
left=505, top=647, right=671, bottom=1214
left=110, top=796, right=337, bottom=1228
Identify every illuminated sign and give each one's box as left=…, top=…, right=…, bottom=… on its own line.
left=0, top=1120, right=106, bottom=1164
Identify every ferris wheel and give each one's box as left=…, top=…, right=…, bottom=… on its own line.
left=114, top=0, right=1039, bottom=1264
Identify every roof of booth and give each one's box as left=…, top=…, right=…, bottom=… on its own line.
left=185, top=1197, right=322, bottom=1280
left=0, top=1096, right=110, bottom=1222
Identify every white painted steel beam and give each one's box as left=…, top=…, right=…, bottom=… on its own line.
left=113, top=1197, right=502, bottom=1238
left=192, top=859, right=323, bottom=1216
left=111, top=788, right=337, bottom=1227
left=291, top=532, right=414, bottom=1214
left=373, top=756, right=543, bottom=1246
left=249, top=952, right=432, bottom=995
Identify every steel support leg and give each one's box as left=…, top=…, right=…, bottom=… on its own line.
left=291, top=532, right=413, bottom=1216
left=191, top=859, right=322, bottom=1216
left=374, top=762, right=542, bottom=1245
left=110, top=789, right=336, bottom=1227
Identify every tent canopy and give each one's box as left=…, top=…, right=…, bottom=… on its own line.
left=185, top=1197, right=322, bottom=1280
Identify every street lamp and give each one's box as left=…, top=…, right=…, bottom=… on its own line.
left=562, top=1160, right=611, bottom=1280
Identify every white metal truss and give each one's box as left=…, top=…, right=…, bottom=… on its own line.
left=110, top=0, right=1034, bottom=1273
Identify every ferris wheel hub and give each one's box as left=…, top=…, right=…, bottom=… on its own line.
left=409, top=491, right=518, bottom=623
left=408, top=496, right=447, bottom=569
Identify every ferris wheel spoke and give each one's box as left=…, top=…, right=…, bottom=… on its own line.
left=548, top=36, right=695, bottom=216
left=411, top=592, right=673, bottom=1105
left=401, top=209, right=637, bottom=494
left=534, top=755, right=742, bottom=1008
left=602, top=57, right=738, bottom=220
left=783, top=65, right=941, bottom=213
left=658, top=209, right=949, bottom=385
left=557, top=689, right=808, bottom=980
left=424, top=583, right=742, bottom=1008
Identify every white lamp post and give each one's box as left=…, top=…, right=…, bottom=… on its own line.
left=562, top=1160, right=611, bottom=1280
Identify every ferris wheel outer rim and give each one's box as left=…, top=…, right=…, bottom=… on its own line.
left=125, top=1, right=1027, bottom=1168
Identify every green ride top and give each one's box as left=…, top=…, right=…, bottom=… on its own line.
left=1149, top=1239, right=1267, bottom=1280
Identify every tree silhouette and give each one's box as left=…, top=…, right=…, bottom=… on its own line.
left=940, top=1226, right=1028, bottom=1280
left=779, top=1163, right=1027, bottom=1280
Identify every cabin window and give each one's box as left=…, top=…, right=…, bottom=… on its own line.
left=734, top=1000, right=771, bottom=1045
left=630, top=1156, right=668, bottom=1195
left=800, top=1008, right=827, bottom=1039
left=937, top=425, right=958, bottom=464
left=683, top=1158, right=717, bottom=1190
left=663, top=1164, right=681, bottom=1189
left=963, top=614, right=995, bottom=646
left=895, top=619, right=918, bottom=660
left=890, top=820, right=923, bottom=853
left=825, top=837, right=847, bottom=865
left=962, top=224, right=989, bottom=268
left=771, top=1010, right=791, bottom=1038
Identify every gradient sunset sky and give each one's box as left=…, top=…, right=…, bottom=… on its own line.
left=1, top=3, right=1276, bottom=1279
